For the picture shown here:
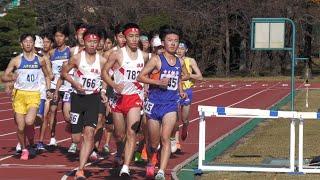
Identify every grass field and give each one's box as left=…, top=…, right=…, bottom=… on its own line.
left=201, top=90, right=320, bottom=179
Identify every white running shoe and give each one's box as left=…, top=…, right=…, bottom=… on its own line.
left=89, top=151, right=98, bottom=161
left=48, top=137, right=57, bottom=146
left=170, top=138, right=177, bottom=153
left=16, top=143, right=22, bottom=153
left=155, top=169, right=165, bottom=180
left=67, top=143, right=77, bottom=153
left=119, top=165, right=130, bottom=176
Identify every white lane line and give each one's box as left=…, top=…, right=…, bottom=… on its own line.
left=193, top=82, right=257, bottom=105
left=228, top=82, right=281, bottom=107
left=193, top=82, right=232, bottom=93
left=0, top=108, right=13, bottom=112
left=0, top=120, right=65, bottom=137
left=0, top=117, right=13, bottom=122
left=0, top=101, right=11, bottom=105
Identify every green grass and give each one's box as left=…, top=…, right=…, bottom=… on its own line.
left=201, top=90, right=320, bottom=179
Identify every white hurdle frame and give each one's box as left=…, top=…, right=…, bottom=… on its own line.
left=197, top=105, right=320, bottom=174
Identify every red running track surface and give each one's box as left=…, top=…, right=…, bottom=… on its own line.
left=0, top=80, right=314, bottom=179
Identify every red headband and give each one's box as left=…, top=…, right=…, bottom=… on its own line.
left=123, top=28, right=140, bottom=36
left=83, top=34, right=100, bottom=41
left=77, top=28, right=87, bottom=34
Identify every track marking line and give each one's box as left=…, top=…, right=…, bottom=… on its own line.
left=0, top=120, right=66, bottom=137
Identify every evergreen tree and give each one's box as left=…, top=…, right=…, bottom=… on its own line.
left=0, top=5, right=38, bottom=70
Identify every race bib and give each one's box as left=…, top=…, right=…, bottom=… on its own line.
left=144, top=101, right=154, bottom=114
left=63, top=92, right=71, bottom=102
left=160, top=74, right=178, bottom=90
left=70, top=112, right=80, bottom=124
left=124, top=69, right=140, bottom=82
left=81, top=75, right=99, bottom=91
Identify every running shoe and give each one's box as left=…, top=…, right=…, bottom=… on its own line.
left=181, top=121, right=189, bottom=141
left=20, top=149, right=29, bottom=160
left=176, top=142, right=181, bottom=153
left=155, top=170, right=165, bottom=180
left=48, top=137, right=57, bottom=146
left=68, top=143, right=77, bottom=153
left=151, top=152, right=158, bottom=166
left=75, top=170, right=86, bottom=180
left=103, top=144, right=110, bottom=154
left=146, top=164, right=155, bottom=179
left=89, top=151, right=98, bottom=161
left=134, top=151, right=142, bottom=162
left=119, top=165, right=130, bottom=176
left=141, top=145, right=148, bottom=161
left=28, top=147, right=37, bottom=158
left=37, top=142, right=45, bottom=151
left=170, top=137, right=177, bottom=153
left=16, top=143, right=22, bottom=153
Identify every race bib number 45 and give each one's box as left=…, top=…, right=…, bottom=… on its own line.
left=144, top=101, right=154, bottom=114
left=160, top=74, right=178, bottom=90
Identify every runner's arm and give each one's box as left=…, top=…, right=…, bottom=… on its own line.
left=61, top=55, right=80, bottom=88
left=180, top=59, right=190, bottom=81
left=137, top=56, right=167, bottom=86
left=189, top=58, right=203, bottom=81
left=40, top=56, right=53, bottom=90
left=101, top=51, right=118, bottom=89
left=1, top=56, right=19, bottom=82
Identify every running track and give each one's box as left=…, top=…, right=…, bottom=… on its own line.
left=0, top=80, right=318, bottom=179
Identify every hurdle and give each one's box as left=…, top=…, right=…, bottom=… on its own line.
left=197, top=105, right=320, bottom=174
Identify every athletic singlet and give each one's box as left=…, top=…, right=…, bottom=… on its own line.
left=148, top=54, right=182, bottom=102
left=50, top=46, right=71, bottom=91
left=73, top=51, right=101, bottom=95
left=14, top=54, right=42, bottom=91
left=113, top=47, right=144, bottom=95
left=182, top=57, right=195, bottom=90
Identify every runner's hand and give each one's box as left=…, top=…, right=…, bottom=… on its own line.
left=158, top=78, right=169, bottom=89
left=101, top=92, right=108, bottom=103
left=114, top=83, right=124, bottom=94
left=46, top=90, right=53, bottom=99
left=53, top=90, right=59, bottom=101
left=74, top=83, right=85, bottom=94
left=180, top=91, right=187, bottom=99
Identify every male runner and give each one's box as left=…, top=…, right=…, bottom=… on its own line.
left=37, top=33, right=54, bottom=151
left=67, top=23, right=88, bottom=154
left=1, top=33, right=52, bottom=160
left=101, top=24, right=126, bottom=154
left=174, top=40, right=203, bottom=152
left=102, top=23, right=149, bottom=176
left=137, top=25, right=189, bottom=179
left=48, top=25, right=72, bottom=147
left=61, top=26, right=107, bottom=179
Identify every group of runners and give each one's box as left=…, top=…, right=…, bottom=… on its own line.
left=1, top=22, right=203, bottom=179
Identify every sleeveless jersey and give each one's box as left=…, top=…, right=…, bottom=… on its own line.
left=50, top=46, right=71, bottom=91
left=14, top=54, right=42, bottom=91
left=148, top=54, right=182, bottom=103
left=73, top=51, right=101, bottom=95
left=113, top=47, right=144, bottom=95
left=182, top=57, right=195, bottom=90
